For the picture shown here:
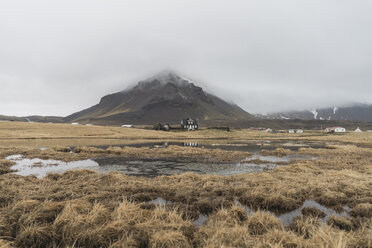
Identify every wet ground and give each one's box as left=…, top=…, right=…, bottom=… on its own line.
left=7, top=153, right=314, bottom=178
left=146, top=197, right=351, bottom=227
left=5, top=139, right=321, bottom=178
left=82, top=139, right=328, bottom=153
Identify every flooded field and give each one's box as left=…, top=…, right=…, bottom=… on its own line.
left=6, top=144, right=314, bottom=177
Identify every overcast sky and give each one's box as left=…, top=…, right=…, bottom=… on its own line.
left=1, top=0, right=371, bottom=116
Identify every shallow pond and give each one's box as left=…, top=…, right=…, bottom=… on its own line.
left=6, top=152, right=313, bottom=178
left=93, top=153, right=313, bottom=177
left=6, top=155, right=99, bottom=178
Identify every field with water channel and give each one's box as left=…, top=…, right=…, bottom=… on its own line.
left=0, top=122, right=371, bottom=247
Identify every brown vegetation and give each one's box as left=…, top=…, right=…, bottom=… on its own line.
left=0, top=123, right=371, bottom=247
left=260, top=147, right=292, bottom=157
left=0, top=145, right=250, bottom=164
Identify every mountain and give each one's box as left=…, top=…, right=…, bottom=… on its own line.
left=264, top=103, right=372, bottom=122
left=64, top=71, right=253, bottom=125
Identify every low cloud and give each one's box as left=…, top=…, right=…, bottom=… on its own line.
left=0, top=0, right=371, bottom=116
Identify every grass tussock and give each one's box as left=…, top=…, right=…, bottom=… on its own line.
left=301, top=207, right=326, bottom=218
left=327, top=216, right=354, bottom=231
left=0, top=159, right=15, bottom=175
left=261, top=148, right=292, bottom=157
left=350, top=203, right=372, bottom=218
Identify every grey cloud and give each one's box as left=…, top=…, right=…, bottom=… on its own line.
left=0, top=0, right=371, bottom=116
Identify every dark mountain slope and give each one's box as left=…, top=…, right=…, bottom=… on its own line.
left=64, top=71, right=253, bottom=125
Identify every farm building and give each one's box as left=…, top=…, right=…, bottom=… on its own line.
left=121, top=124, right=133, bottom=128
left=289, top=129, right=304, bottom=134
left=181, top=119, right=198, bottom=131
left=325, top=127, right=346, bottom=133
left=355, top=127, right=362, bottom=132
left=153, top=123, right=170, bottom=131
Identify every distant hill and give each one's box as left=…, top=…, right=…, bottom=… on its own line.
left=64, top=71, right=254, bottom=125
left=262, top=103, right=372, bottom=122
left=0, top=115, right=63, bottom=123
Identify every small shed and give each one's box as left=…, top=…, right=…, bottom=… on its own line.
left=153, top=123, right=170, bottom=131
left=354, top=127, right=362, bottom=132
left=296, top=129, right=304, bottom=134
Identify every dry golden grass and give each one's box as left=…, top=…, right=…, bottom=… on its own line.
left=0, top=145, right=250, bottom=164
left=1, top=121, right=372, bottom=147
left=0, top=122, right=371, bottom=247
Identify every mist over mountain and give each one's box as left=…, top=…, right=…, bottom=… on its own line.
left=64, top=71, right=253, bottom=125
left=262, top=103, right=372, bottom=122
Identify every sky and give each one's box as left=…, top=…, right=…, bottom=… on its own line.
left=0, top=0, right=372, bottom=116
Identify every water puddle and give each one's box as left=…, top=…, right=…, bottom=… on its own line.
left=246, top=154, right=315, bottom=163
left=235, top=154, right=315, bottom=173
left=194, top=214, right=208, bottom=226
left=93, top=157, right=291, bottom=177
left=147, top=197, right=172, bottom=206
left=233, top=199, right=350, bottom=227
left=6, top=155, right=99, bottom=178
left=277, top=200, right=350, bottom=226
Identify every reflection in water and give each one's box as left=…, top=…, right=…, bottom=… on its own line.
left=184, top=142, right=198, bottom=147
left=7, top=155, right=99, bottom=178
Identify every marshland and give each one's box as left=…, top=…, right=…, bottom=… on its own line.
left=0, top=122, right=371, bottom=248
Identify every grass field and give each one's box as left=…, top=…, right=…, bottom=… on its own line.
left=0, top=122, right=371, bottom=247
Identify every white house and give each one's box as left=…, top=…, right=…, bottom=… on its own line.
left=121, top=125, right=133, bottom=128
left=355, top=127, right=362, bottom=132
left=325, top=127, right=346, bottom=133
left=289, top=129, right=303, bottom=134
